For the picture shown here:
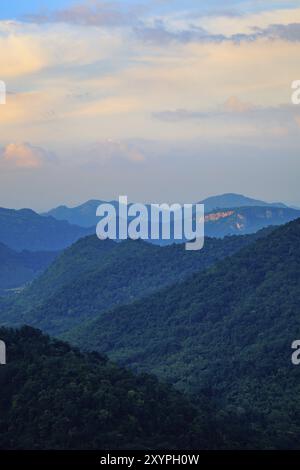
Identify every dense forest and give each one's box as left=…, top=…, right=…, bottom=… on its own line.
left=0, top=219, right=300, bottom=449
left=204, top=206, right=300, bottom=237
left=0, top=207, right=93, bottom=252
left=0, top=243, right=58, bottom=293
left=0, top=325, right=233, bottom=450
left=63, top=219, right=300, bottom=449
left=0, top=230, right=270, bottom=335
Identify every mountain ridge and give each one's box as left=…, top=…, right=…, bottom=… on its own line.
left=0, top=207, right=94, bottom=252
left=0, top=325, right=217, bottom=450
left=200, top=193, right=288, bottom=211
left=44, top=193, right=290, bottom=229
left=0, top=242, right=59, bottom=293
left=64, top=218, right=300, bottom=427
left=0, top=229, right=273, bottom=335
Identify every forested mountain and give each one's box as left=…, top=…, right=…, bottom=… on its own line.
left=0, top=326, right=219, bottom=450
left=0, top=208, right=93, bottom=252
left=46, top=202, right=300, bottom=243
left=0, top=325, right=295, bottom=450
left=0, top=243, right=58, bottom=294
left=201, top=193, right=287, bottom=212
left=44, top=193, right=289, bottom=228
left=1, top=219, right=300, bottom=448
left=64, top=218, right=300, bottom=448
left=204, top=206, right=300, bottom=237
left=43, top=199, right=113, bottom=228
left=0, top=230, right=271, bottom=335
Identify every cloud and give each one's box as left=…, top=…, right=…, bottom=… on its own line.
left=295, top=116, right=300, bottom=128
left=0, top=6, right=300, bottom=145
left=1, top=143, right=54, bottom=169
left=153, top=97, right=256, bottom=122
left=151, top=100, right=300, bottom=140
left=256, top=23, right=300, bottom=42
left=152, top=109, right=209, bottom=122
left=69, top=96, right=142, bottom=118
left=20, top=1, right=300, bottom=48
left=224, top=96, right=255, bottom=113
left=132, top=5, right=300, bottom=45
left=134, top=21, right=224, bottom=44
left=0, top=3, right=299, bottom=210
left=87, top=140, right=146, bottom=164
left=0, top=28, right=46, bottom=78
left=135, top=21, right=300, bottom=45
left=0, top=20, right=123, bottom=80
left=25, top=1, right=138, bottom=28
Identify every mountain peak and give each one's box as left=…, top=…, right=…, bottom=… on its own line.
left=201, top=193, right=288, bottom=212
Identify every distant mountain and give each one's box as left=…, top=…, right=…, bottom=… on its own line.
left=0, top=325, right=217, bottom=450
left=205, top=206, right=300, bottom=237
left=0, top=230, right=271, bottom=335
left=201, top=193, right=288, bottom=212
left=43, top=197, right=297, bottom=243
left=43, top=199, right=114, bottom=228
left=64, top=217, right=300, bottom=450
left=0, top=207, right=93, bottom=252
left=44, top=194, right=289, bottom=229
left=0, top=243, right=58, bottom=294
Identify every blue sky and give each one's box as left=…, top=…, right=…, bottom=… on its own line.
left=0, top=1, right=75, bottom=19
left=2, top=0, right=300, bottom=20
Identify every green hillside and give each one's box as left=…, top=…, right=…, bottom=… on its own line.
left=0, top=243, right=58, bottom=293
left=0, top=231, right=269, bottom=335
left=65, top=218, right=300, bottom=448
left=0, top=326, right=220, bottom=450
left=0, top=207, right=93, bottom=252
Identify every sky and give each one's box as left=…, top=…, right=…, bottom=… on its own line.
left=0, top=0, right=300, bottom=210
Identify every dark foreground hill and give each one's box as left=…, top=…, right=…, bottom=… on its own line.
left=0, top=207, right=93, bottom=252
left=0, top=230, right=271, bottom=335
left=0, top=326, right=224, bottom=450
left=0, top=243, right=58, bottom=294
left=65, top=219, right=300, bottom=448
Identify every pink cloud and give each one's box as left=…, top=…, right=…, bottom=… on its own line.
left=224, top=96, right=255, bottom=113
left=1, top=143, right=52, bottom=169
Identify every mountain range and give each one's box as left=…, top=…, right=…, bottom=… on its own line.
left=44, top=193, right=290, bottom=228
left=1, top=195, right=300, bottom=449
left=43, top=195, right=300, bottom=242
left=46, top=217, right=300, bottom=448
left=204, top=206, right=300, bottom=237
left=0, top=207, right=93, bottom=252
left=0, top=229, right=271, bottom=335
left=200, top=193, right=288, bottom=212
left=0, top=195, right=299, bottom=259
left=63, top=219, right=300, bottom=426
left=0, top=243, right=58, bottom=294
